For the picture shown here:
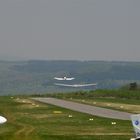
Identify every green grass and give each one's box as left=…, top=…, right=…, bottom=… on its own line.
left=0, top=95, right=134, bottom=140
left=46, top=89, right=140, bottom=104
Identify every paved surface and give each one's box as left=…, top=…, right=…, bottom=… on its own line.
left=32, top=97, right=132, bottom=120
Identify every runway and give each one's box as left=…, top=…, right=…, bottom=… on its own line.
left=32, top=97, right=132, bottom=120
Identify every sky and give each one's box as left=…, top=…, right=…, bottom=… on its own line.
left=0, top=0, right=140, bottom=61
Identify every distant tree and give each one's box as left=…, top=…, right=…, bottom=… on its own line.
left=129, top=82, right=137, bottom=90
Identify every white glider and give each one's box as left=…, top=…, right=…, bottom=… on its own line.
left=54, top=77, right=75, bottom=81
left=54, top=83, right=97, bottom=87
left=0, top=116, right=7, bottom=124
left=131, top=114, right=140, bottom=140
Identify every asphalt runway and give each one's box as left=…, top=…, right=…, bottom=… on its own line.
left=32, top=97, right=132, bottom=120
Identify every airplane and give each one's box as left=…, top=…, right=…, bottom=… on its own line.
left=54, top=77, right=75, bottom=81
left=0, top=116, right=7, bottom=124
left=131, top=114, right=140, bottom=140
left=54, top=83, right=97, bottom=87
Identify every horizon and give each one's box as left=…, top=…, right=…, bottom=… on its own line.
left=0, top=58, right=140, bottom=63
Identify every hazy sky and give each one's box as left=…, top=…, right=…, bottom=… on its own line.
left=0, top=0, right=140, bottom=61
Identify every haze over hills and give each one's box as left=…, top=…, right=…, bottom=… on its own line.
left=0, top=60, right=140, bottom=95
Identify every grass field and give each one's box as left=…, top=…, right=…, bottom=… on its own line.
left=0, top=94, right=135, bottom=140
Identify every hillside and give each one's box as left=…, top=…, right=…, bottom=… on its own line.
left=0, top=60, right=140, bottom=95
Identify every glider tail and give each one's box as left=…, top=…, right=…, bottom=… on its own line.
left=131, top=114, right=140, bottom=140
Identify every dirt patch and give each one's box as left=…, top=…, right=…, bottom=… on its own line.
left=31, top=114, right=48, bottom=119
left=14, top=123, right=35, bottom=136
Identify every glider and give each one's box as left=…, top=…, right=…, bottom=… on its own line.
left=0, top=116, right=7, bottom=124
left=54, top=83, right=97, bottom=87
left=54, top=77, right=75, bottom=81
left=131, top=114, right=140, bottom=140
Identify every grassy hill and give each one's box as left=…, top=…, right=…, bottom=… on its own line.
left=0, top=60, right=140, bottom=95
